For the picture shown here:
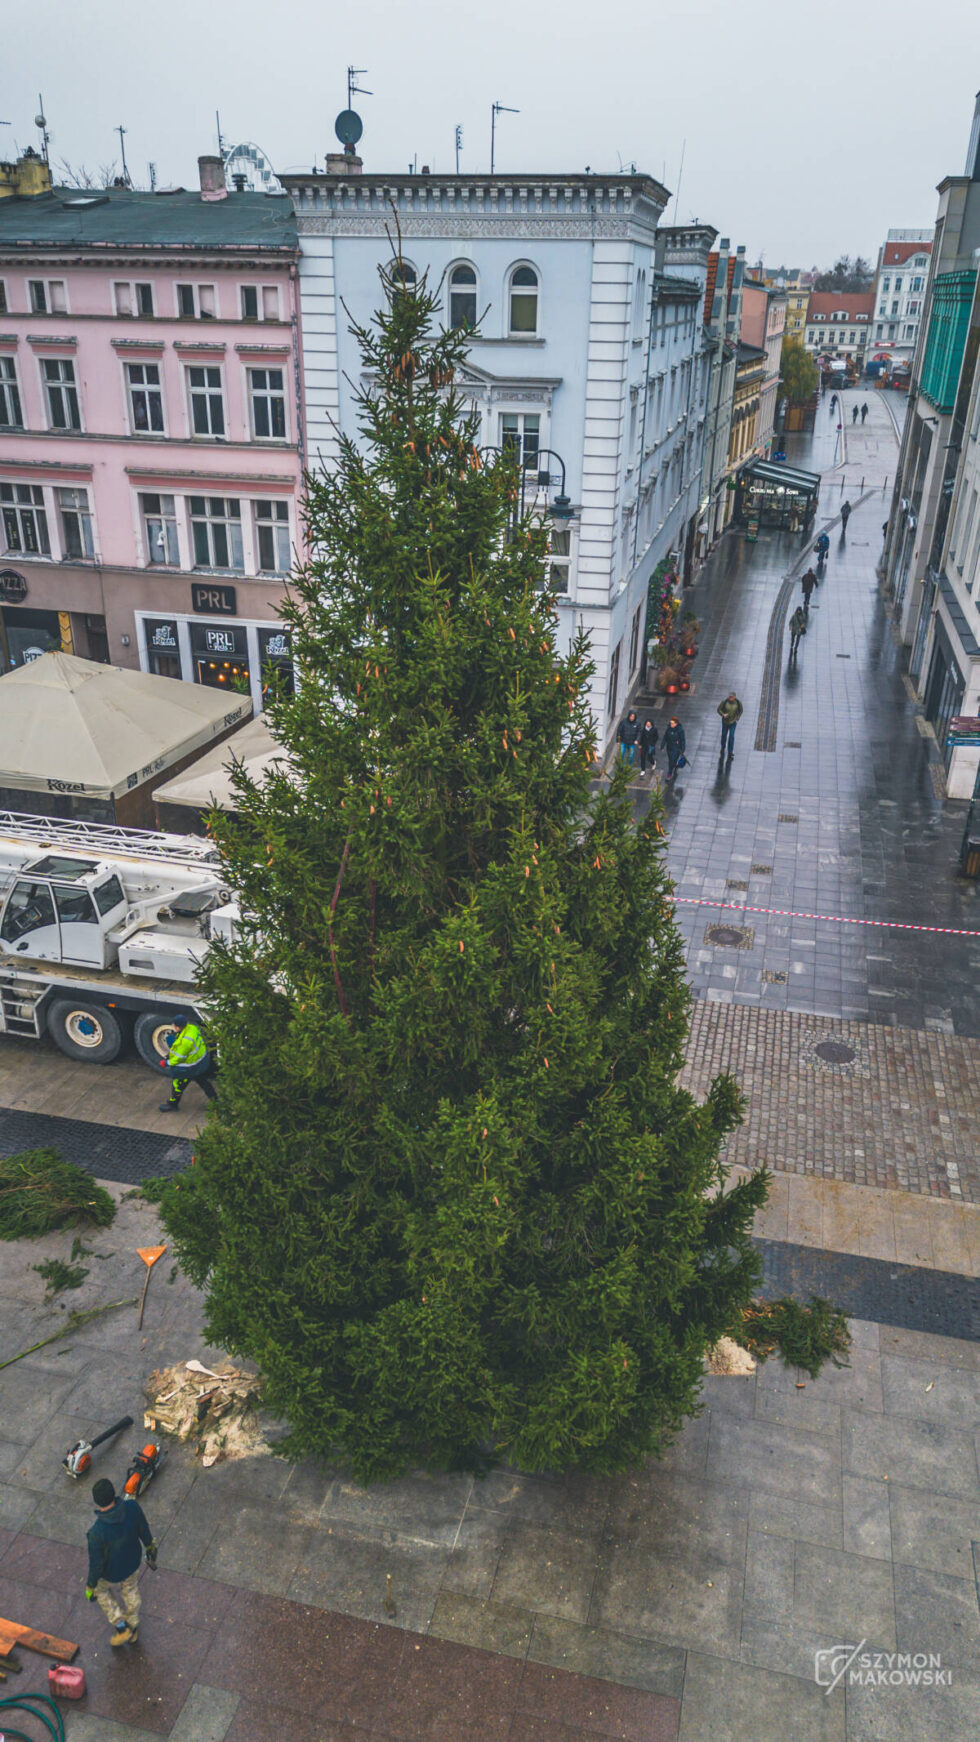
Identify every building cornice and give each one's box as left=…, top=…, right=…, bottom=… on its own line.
left=285, top=172, right=668, bottom=240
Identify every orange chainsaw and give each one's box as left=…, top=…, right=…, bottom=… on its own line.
left=124, top=1439, right=167, bottom=1498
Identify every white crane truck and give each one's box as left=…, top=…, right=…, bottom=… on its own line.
left=0, top=811, right=238, bottom=1068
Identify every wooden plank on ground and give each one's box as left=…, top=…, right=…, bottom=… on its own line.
left=0, top=1618, right=78, bottom=1662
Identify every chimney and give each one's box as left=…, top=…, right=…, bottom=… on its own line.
left=325, top=151, right=363, bottom=177
left=198, top=155, right=227, bottom=201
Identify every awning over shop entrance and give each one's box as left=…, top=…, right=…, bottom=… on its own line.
left=733, top=459, right=821, bottom=532
left=740, top=460, right=821, bottom=496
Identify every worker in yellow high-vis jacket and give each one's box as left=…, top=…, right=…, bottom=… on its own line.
left=158, top=1011, right=217, bottom=1113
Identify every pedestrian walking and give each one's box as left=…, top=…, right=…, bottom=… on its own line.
left=861, top=402, right=869, bottom=423
left=616, top=709, right=640, bottom=768
left=801, top=569, right=818, bottom=612
left=840, top=499, right=852, bottom=533
left=815, top=530, right=830, bottom=566
left=829, top=393, right=838, bottom=412
left=717, top=692, right=743, bottom=760
left=788, top=605, right=807, bottom=660
left=638, top=717, right=659, bottom=775
left=663, top=716, right=687, bottom=783
left=852, top=404, right=859, bottom=424
left=158, top=1011, right=217, bottom=1113
left=85, top=1478, right=157, bottom=1648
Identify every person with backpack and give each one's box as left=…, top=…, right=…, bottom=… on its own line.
left=616, top=710, right=640, bottom=768
left=638, top=718, right=659, bottom=775
left=663, top=717, right=687, bottom=784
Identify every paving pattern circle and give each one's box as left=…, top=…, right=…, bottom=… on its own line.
left=814, top=1039, right=858, bottom=1065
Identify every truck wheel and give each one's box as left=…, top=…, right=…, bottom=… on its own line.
left=133, top=1012, right=181, bottom=1070
left=47, top=998, right=125, bottom=1064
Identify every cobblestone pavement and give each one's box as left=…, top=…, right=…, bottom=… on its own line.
left=627, top=390, right=980, bottom=1036
left=680, top=1001, right=980, bottom=1201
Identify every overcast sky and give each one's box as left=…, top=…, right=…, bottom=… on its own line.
left=4, top=0, right=978, bottom=265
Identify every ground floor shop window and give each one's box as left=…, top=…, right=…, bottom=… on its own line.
left=190, top=621, right=250, bottom=693
left=0, top=606, right=61, bottom=670
left=136, top=613, right=293, bottom=712
left=143, top=617, right=182, bottom=680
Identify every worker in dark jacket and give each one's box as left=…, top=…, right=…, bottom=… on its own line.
left=85, top=1478, right=157, bottom=1647
left=663, top=717, right=686, bottom=784
left=638, top=718, right=659, bottom=775
left=616, top=710, right=640, bottom=767
left=717, top=693, right=743, bottom=760
left=789, top=605, right=808, bottom=660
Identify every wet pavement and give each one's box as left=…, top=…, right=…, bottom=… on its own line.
left=626, top=390, right=980, bottom=1036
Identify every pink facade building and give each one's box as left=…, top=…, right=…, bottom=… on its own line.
left=0, top=153, right=304, bottom=709
left=740, top=279, right=786, bottom=458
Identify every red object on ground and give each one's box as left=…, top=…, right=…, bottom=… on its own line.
left=48, top=1662, right=86, bottom=1698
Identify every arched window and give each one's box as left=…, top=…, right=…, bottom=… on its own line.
left=449, top=263, right=477, bottom=330
left=508, top=265, right=539, bottom=335
left=386, top=258, right=417, bottom=295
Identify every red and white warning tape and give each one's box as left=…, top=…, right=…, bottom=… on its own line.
left=671, top=895, right=980, bottom=939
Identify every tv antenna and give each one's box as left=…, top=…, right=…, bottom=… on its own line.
left=347, top=66, right=371, bottom=108
left=455, top=124, right=463, bottom=174
left=35, top=95, right=50, bottom=164
left=116, top=124, right=130, bottom=186
left=670, top=138, right=686, bottom=225
left=490, top=101, right=518, bottom=175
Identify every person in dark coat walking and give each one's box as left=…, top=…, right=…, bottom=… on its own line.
left=801, top=569, right=818, bottom=612
left=85, top=1479, right=157, bottom=1648
left=861, top=401, right=869, bottom=423
left=663, top=717, right=686, bottom=783
left=852, top=404, right=859, bottom=424
left=617, top=710, right=640, bottom=767
left=717, top=693, right=743, bottom=760
left=638, top=718, right=659, bottom=775
left=789, top=605, right=807, bottom=660
left=840, top=499, right=852, bottom=533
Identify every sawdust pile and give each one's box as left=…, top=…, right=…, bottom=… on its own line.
left=145, top=1359, right=267, bottom=1467
left=705, top=1336, right=757, bottom=1376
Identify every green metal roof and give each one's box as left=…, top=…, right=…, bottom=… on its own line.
left=0, top=187, right=297, bottom=253
left=742, top=459, right=820, bottom=493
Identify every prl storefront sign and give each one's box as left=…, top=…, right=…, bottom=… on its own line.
left=191, top=582, right=237, bottom=616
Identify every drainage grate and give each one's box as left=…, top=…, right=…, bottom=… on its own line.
left=726, top=879, right=749, bottom=891
left=705, top=924, right=755, bottom=950
left=751, top=864, right=773, bottom=876
left=814, top=1040, right=857, bottom=1065
left=777, top=814, right=799, bottom=824
left=836, top=654, right=852, bottom=659
left=762, top=969, right=788, bottom=985
left=784, top=741, right=802, bottom=748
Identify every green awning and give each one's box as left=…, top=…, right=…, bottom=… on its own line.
left=741, top=460, right=820, bottom=493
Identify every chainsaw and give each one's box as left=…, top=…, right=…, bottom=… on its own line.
left=63, top=1416, right=133, bottom=1479
left=124, top=1439, right=167, bottom=1498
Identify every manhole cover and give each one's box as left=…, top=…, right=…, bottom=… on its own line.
left=705, top=924, right=755, bottom=950
left=763, top=969, right=788, bottom=985
left=726, top=879, right=749, bottom=891
left=814, top=1040, right=857, bottom=1065
left=751, top=864, right=773, bottom=875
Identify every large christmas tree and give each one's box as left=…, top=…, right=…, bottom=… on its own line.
left=161, top=260, right=767, bottom=1481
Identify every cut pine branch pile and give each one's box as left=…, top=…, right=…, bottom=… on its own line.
left=145, top=1360, right=266, bottom=1467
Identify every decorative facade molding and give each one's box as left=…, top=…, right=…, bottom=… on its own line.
left=295, top=215, right=642, bottom=242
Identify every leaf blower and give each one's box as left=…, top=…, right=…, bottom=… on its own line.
left=63, top=1416, right=133, bottom=1480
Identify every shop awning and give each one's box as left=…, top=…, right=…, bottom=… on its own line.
left=153, top=713, right=287, bottom=812
left=0, top=652, right=251, bottom=799
left=741, top=460, right=821, bottom=494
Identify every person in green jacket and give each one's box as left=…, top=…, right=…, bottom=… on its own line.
left=158, top=1011, right=217, bottom=1112
left=717, top=693, right=743, bottom=760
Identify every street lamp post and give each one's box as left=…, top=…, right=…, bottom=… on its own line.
left=480, top=444, right=575, bottom=536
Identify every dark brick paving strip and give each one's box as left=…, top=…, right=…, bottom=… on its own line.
left=756, top=1238, right=980, bottom=1341
left=0, top=1537, right=682, bottom=1741
left=0, top=1104, right=192, bottom=1181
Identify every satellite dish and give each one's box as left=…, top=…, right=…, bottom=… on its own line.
left=335, top=109, right=363, bottom=148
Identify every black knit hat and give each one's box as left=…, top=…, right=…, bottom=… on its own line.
left=92, top=1478, right=116, bottom=1507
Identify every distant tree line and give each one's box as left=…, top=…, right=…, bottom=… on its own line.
left=812, top=255, right=874, bottom=292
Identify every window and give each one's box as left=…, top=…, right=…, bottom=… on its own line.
left=386, top=259, right=416, bottom=294
left=509, top=265, right=539, bottom=334
left=58, top=487, right=94, bottom=560
left=254, top=499, right=291, bottom=572
left=241, top=284, right=280, bottom=321
left=0, top=881, right=56, bottom=946
left=126, top=361, right=164, bottom=433
left=547, top=526, right=571, bottom=595
left=500, top=411, right=540, bottom=470
left=198, top=285, right=216, bottom=320
left=848, top=331, right=855, bottom=345
left=42, top=358, right=81, bottom=430
left=262, top=286, right=279, bottom=320
left=914, top=255, right=928, bottom=267
left=140, top=493, right=179, bottom=565
left=114, top=282, right=132, bottom=316
left=632, top=268, right=647, bottom=334
left=136, top=282, right=154, bottom=316
left=49, top=280, right=66, bottom=313
left=894, top=276, right=903, bottom=291
left=628, top=603, right=642, bottom=675
left=0, top=356, right=22, bottom=429
left=189, top=496, right=243, bottom=569
left=607, top=639, right=621, bottom=719
left=0, top=282, right=6, bottom=314
left=1, top=482, right=50, bottom=555
left=248, top=367, right=286, bottom=439
left=29, top=280, right=47, bottom=313
left=891, top=300, right=899, bottom=317
left=241, top=285, right=259, bottom=321
left=187, top=366, right=225, bottom=436
left=449, top=264, right=478, bottom=330
left=909, top=301, right=919, bottom=315
left=54, top=884, right=98, bottom=927
left=177, top=284, right=195, bottom=318
left=882, top=278, right=890, bottom=294
left=30, top=279, right=66, bottom=313
left=905, top=324, right=916, bottom=340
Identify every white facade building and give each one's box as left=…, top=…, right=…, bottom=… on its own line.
left=281, top=166, right=712, bottom=748
left=871, top=230, right=933, bottom=366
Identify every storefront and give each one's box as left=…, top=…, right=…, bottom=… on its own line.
left=733, top=459, right=820, bottom=532
left=136, top=610, right=293, bottom=712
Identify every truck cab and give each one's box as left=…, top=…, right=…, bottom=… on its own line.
left=0, top=854, right=128, bottom=969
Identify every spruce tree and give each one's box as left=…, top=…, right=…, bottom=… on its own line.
left=160, top=259, right=768, bottom=1481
